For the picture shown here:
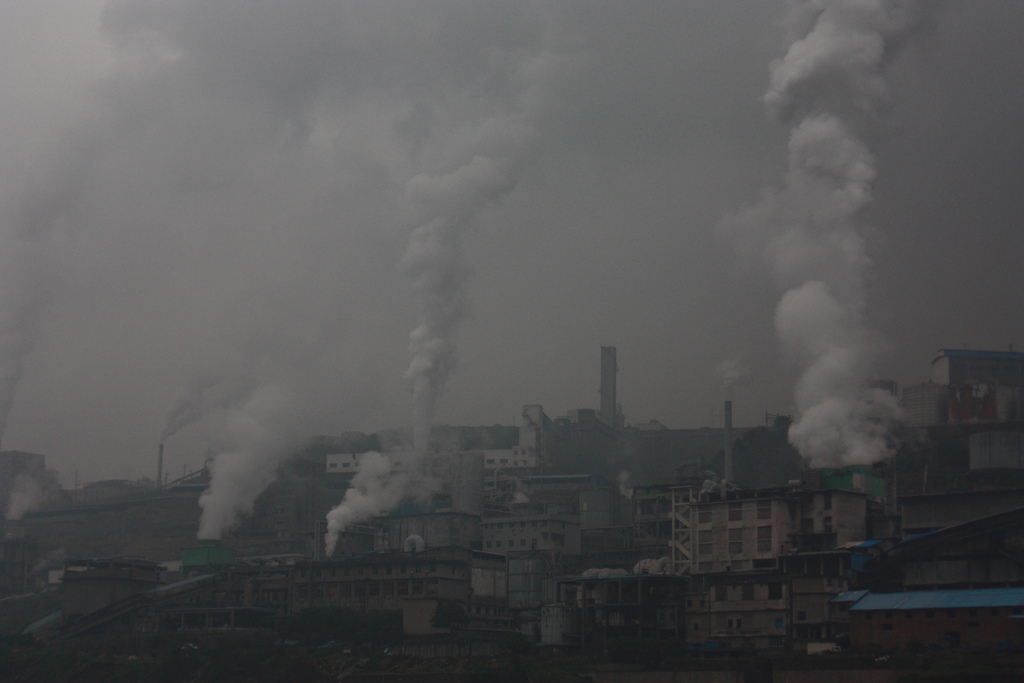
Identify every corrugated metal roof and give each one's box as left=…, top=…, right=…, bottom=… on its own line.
left=831, top=590, right=869, bottom=604
left=850, top=588, right=1024, bottom=611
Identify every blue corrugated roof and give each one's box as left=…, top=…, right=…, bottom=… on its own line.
left=849, top=588, right=1024, bottom=611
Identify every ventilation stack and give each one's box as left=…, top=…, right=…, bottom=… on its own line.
left=156, top=443, right=164, bottom=489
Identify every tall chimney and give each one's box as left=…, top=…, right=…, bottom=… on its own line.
left=600, top=345, right=617, bottom=427
left=723, top=401, right=733, bottom=483
left=157, top=443, right=164, bottom=488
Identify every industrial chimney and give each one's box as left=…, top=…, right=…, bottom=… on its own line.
left=157, top=443, right=164, bottom=489
left=723, top=400, right=733, bottom=483
left=600, top=345, right=617, bottom=428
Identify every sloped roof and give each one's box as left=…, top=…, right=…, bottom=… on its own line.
left=849, top=587, right=1024, bottom=611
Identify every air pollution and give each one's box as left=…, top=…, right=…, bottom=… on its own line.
left=0, top=237, right=51, bottom=452
left=724, top=1, right=925, bottom=467
left=196, top=384, right=300, bottom=539
left=323, top=43, right=576, bottom=555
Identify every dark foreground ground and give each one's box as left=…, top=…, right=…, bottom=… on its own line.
left=3, top=632, right=1024, bottom=683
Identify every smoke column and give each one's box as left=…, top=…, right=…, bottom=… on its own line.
left=402, top=131, right=533, bottom=453
left=324, top=40, right=576, bottom=555
left=0, top=237, right=51, bottom=451
left=196, top=384, right=300, bottom=539
left=324, top=451, right=406, bottom=556
left=724, top=1, right=924, bottom=467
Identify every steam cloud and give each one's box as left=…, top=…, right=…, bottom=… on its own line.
left=324, top=452, right=406, bottom=556
left=5, top=469, right=60, bottom=521
left=197, top=384, right=300, bottom=539
left=724, top=1, right=925, bottom=467
left=324, top=38, right=578, bottom=554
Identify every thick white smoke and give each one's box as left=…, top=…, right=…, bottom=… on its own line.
left=197, top=384, right=300, bottom=539
left=325, top=41, right=578, bottom=555
left=724, top=1, right=924, bottom=467
left=324, top=451, right=407, bottom=557
left=4, top=473, right=57, bottom=520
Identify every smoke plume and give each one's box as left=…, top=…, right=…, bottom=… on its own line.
left=197, top=384, right=301, bottom=539
left=402, top=125, right=535, bottom=453
left=0, top=237, right=52, bottom=449
left=324, top=451, right=407, bottom=557
left=724, top=1, right=924, bottom=467
left=5, top=469, right=60, bottom=521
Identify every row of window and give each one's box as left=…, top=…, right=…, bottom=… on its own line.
left=298, top=563, right=446, bottom=578
left=712, top=583, right=785, bottom=601
left=486, top=538, right=539, bottom=549
left=295, top=578, right=442, bottom=600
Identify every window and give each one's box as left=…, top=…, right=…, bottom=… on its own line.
left=729, top=542, right=743, bottom=554
left=823, top=492, right=832, bottom=511
left=698, top=511, right=712, bottom=524
left=926, top=610, right=935, bottom=618
left=714, top=585, right=727, bottom=602
left=768, top=583, right=783, bottom=600
left=757, top=501, right=772, bottom=520
left=729, top=528, right=744, bottom=541
left=797, top=611, right=806, bottom=621
left=742, top=584, right=754, bottom=600
left=698, top=543, right=712, bottom=557
left=881, top=623, right=892, bottom=632
left=728, top=503, right=743, bottom=522
left=905, top=611, right=913, bottom=619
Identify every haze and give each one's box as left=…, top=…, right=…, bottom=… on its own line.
left=0, top=1, right=1020, bottom=486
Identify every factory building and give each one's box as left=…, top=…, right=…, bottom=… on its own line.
left=845, top=587, right=1024, bottom=650
left=481, top=514, right=580, bottom=555
left=902, top=349, right=1024, bottom=427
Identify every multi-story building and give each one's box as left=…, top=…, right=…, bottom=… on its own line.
left=845, top=587, right=1024, bottom=650
left=481, top=514, right=580, bottom=555
left=631, top=484, right=673, bottom=559
left=373, top=510, right=481, bottom=552
left=691, top=572, right=790, bottom=651
left=685, top=484, right=870, bottom=575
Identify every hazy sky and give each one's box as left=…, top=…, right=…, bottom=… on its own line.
left=0, top=1, right=1020, bottom=485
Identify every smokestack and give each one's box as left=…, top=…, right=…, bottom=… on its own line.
left=724, top=400, right=733, bottom=483
left=600, top=346, right=617, bottom=427
left=157, top=443, right=164, bottom=489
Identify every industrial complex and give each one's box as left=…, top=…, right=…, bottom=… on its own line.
left=3, top=346, right=1024, bottom=665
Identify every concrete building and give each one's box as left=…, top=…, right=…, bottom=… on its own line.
left=691, top=572, right=789, bottom=652
left=62, top=558, right=161, bottom=624
left=687, top=487, right=869, bottom=575
left=631, top=484, right=673, bottom=560
left=863, top=505, right=1024, bottom=593
left=556, top=572, right=689, bottom=647
left=373, top=510, right=481, bottom=552
left=846, top=587, right=1024, bottom=650
left=902, top=349, right=1024, bottom=427
left=290, top=547, right=507, bottom=633
left=481, top=514, right=580, bottom=555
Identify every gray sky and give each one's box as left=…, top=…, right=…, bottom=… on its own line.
left=0, top=1, right=1020, bottom=485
